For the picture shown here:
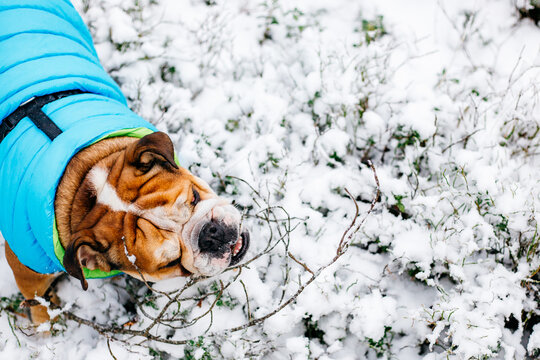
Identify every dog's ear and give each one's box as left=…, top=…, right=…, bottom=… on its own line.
left=125, top=131, right=178, bottom=173
left=63, top=233, right=110, bottom=290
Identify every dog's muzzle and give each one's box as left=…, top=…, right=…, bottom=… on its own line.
left=181, top=198, right=250, bottom=276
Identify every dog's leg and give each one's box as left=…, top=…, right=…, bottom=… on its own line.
left=4, top=242, right=59, bottom=325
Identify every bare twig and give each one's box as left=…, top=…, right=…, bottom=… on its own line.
left=288, top=251, right=314, bottom=275
left=107, top=337, right=119, bottom=360
left=240, top=280, right=252, bottom=323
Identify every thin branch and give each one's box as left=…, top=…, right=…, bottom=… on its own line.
left=288, top=252, right=314, bottom=275
left=240, top=280, right=252, bottom=323
left=107, top=337, right=119, bottom=360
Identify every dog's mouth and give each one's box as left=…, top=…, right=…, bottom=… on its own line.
left=169, top=230, right=249, bottom=275
left=230, top=231, right=250, bottom=266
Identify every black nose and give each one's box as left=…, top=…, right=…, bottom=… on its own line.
left=198, top=221, right=229, bottom=252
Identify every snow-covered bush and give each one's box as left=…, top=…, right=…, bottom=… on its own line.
left=0, top=0, right=538, bottom=359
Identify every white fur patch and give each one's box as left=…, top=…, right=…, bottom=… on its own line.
left=193, top=252, right=231, bottom=276
left=88, top=166, right=187, bottom=232
left=88, top=167, right=138, bottom=213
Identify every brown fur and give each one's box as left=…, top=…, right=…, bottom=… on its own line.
left=55, top=136, right=137, bottom=250
left=5, top=242, right=58, bottom=325
left=7, top=132, right=216, bottom=324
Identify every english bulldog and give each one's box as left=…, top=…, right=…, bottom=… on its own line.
left=0, top=1, right=249, bottom=325
left=6, top=131, right=250, bottom=325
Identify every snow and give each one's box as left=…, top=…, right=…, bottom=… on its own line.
left=285, top=336, right=309, bottom=357
left=529, top=324, right=540, bottom=355
left=350, top=290, right=397, bottom=341
left=123, top=239, right=137, bottom=265
left=0, top=0, right=539, bottom=359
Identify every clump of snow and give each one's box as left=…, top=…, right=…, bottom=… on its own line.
left=319, top=128, right=350, bottom=160
left=528, top=324, right=540, bottom=355
left=123, top=237, right=136, bottom=265
left=285, top=336, right=309, bottom=358
left=350, top=290, right=397, bottom=341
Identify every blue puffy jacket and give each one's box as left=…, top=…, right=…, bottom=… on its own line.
left=0, top=0, right=157, bottom=276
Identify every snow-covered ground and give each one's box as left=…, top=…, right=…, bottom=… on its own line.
left=0, top=0, right=539, bottom=359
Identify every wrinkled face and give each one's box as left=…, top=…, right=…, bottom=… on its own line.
left=64, top=132, right=249, bottom=289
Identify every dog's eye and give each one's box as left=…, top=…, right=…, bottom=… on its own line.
left=192, top=188, right=200, bottom=206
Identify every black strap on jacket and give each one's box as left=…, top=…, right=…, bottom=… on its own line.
left=0, top=89, right=86, bottom=144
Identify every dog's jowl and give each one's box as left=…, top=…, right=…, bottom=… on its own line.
left=0, top=0, right=249, bottom=325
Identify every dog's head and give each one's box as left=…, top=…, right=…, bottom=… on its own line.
left=63, top=132, right=249, bottom=289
